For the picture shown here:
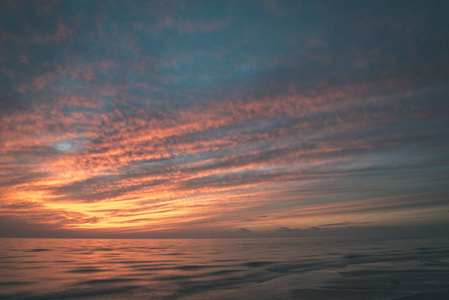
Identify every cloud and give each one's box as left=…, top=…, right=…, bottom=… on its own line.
left=275, top=227, right=294, bottom=233
left=1, top=0, right=448, bottom=237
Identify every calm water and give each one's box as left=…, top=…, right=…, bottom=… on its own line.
left=1, top=237, right=448, bottom=299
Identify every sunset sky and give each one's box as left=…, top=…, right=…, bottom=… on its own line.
left=1, top=0, right=448, bottom=238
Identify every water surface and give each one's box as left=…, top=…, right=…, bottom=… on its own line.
left=1, top=237, right=448, bottom=299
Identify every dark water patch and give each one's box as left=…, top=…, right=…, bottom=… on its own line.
left=67, top=251, right=94, bottom=255
left=326, top=252, right=342, bottom=256
left=21, top=260, right=43, bottom=264
left=367, top=255, right=430, bottom=264
left=127, top=263, right=172, bottom=268
left=420, top=260, right=449, bottom=267
left=130, top=266, right=172, bottom=272
left=0, top=292, right=33, bottom=299
left=175, top=265, right=212, bottom=271
left=290, top=288, right=393, bottom=300
left=80, top=278, right=136, bottom=285
left=323, top=283, right=394, bottom=291
left=21, top=285, right=142, bottom=299
left=0, top=255, right=34, bottom=259
left=267, top=262, right=319, bottom=273
left=344, top=254, right=370, bottom=260
left=158, top=275, right=198, bottom=281
left=102, top=253, right=121, bottom=256
left=341, top=269, right=449, bottom=277
left=243, top=261, right=274, bottom=268
left=172, top=272, right=273, bottom=298
left=127, top=263, right=177, bottom=271
left=212, top=259, right=241, bottom=262
left=94, top=247, right=114, bottom=251
left=27, top=249, right=51, bottom=252
left=157, top=270, right=242, bottom=282
left=114, top=247, right=134, bottom=250
left=414, top=249, right=449, bottom=255
left=205, top=269, right=242, bottom=276
left=0, top=261, right=24, bottom=265
left=108, top=260, right=150, bottom=264
left=393, top=290, right=449, bottom=300
left=0, top=281, right=35, bottom=286
left=67, top=267, right=107, bottom=274
left=7, top=266, right=48, bottom=270
left=415, top=247, right=431, bottom=251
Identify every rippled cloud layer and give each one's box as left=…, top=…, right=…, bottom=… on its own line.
left=1, top=0, right=448, bottom=237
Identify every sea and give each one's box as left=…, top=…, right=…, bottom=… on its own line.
left=1, top=237, right=448, bottom=299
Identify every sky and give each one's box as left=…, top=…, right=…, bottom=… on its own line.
left=1, top=0, right=449, bottom=238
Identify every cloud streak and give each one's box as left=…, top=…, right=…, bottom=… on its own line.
left=1, top=0, right=449, bottom=237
